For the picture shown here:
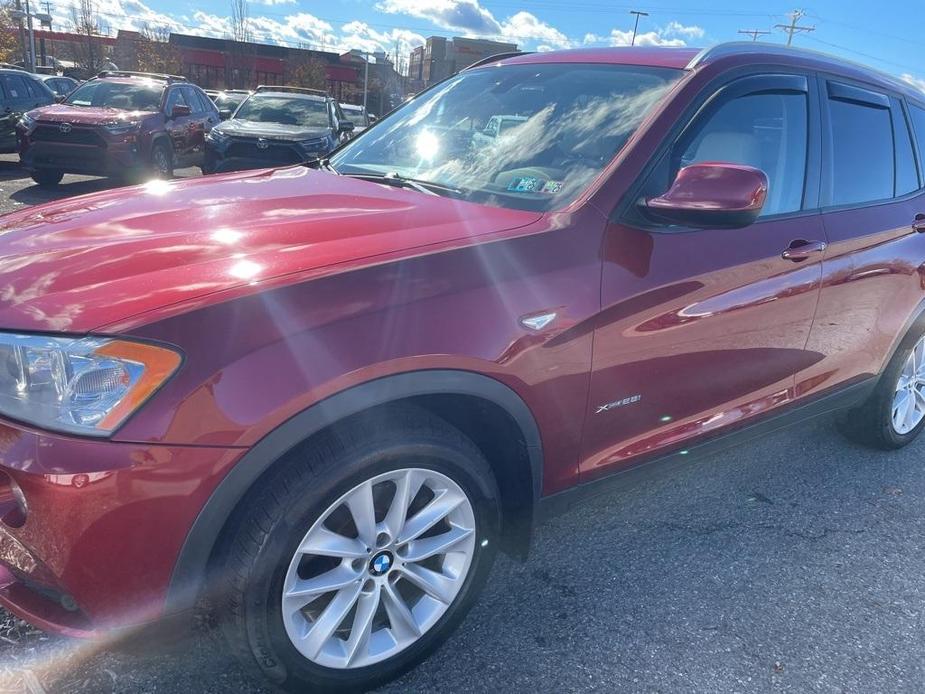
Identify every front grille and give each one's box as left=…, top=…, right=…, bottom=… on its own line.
left=32, top=124, right=105, bottom=147
left=227, top=140, right=303, bottom=164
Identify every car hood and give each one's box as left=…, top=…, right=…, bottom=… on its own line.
left=0, top=167, right=541, bottom=333
left=216, top=120, right=329, bottom=141
left=29, top=103, right=156, bottom=125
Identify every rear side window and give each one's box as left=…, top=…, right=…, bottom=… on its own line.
left=1, top=74, right=29, bottom=99
left=679, top=91, right=809, bottom=216
left=911, top=105, right=925, bottom=182
left=827, top=93, right=893, bottom=206
left=893, top=103, right=920, bottom=196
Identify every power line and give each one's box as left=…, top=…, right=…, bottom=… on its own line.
left=738, top=29, right=771, bottom=41
left=775, top=9, right=814, bottom=46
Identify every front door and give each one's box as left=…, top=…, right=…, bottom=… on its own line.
left=581, top=73, right=826, bottom=480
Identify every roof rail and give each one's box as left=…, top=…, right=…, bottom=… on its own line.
left=254, top=85, right=329, bottom=97
left=685, top=41, right=913, bottom=93
left=463, top=51, right=531, bottom=71
left=97, top=70, right=187, bottom=82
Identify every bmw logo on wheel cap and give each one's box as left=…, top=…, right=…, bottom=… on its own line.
left=369, top=551, right=393, bottom=576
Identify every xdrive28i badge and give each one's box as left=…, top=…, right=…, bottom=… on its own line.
left=596, top=394, right=642, bottom=414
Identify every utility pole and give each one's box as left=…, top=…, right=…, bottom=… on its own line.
left=738, top=29, right=771, bottom=42
left=362, top=52, right=369, bottom=112
left=629, top=10, right=648, bottom=46
left=775, top=9, right=814, bottom=46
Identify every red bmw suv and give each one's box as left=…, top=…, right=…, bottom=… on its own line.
left=17, top=70, right=219, bottom=186
left=1, top=43, right=925, bottom=692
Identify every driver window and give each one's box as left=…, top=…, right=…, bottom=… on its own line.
left=677, top=91, right=809, bottom=216
left=165, top=87, right=187, bottom=114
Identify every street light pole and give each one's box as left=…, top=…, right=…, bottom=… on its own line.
left=629, top=10, right=649, bottom=46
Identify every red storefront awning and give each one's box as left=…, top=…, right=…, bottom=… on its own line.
left=326, top=64, right=358, bottom=83
left=183, top=49, right=225, bottom=68
left=255, top=56, right=284, bottom=74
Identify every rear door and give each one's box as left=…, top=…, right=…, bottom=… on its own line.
left=182, top=86, right=212, bottom=166
left=164, top=85, right=194, bottom=165
left=582, top=72, right=827, bottom=479
left=797, top=81, right=925, bottom=399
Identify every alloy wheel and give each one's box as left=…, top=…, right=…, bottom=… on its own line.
left=280, top=468, right=476, bottom=669
left=892, top=335, right=925, bottom=434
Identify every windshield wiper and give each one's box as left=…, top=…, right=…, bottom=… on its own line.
left=341, top=171, right=466, bottom=198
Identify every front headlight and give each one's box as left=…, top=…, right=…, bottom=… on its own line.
left=207, top=129, right=229, bottom=144
left=18, top=113, right=36, bottom=131
left=104, top=122, right=138, bottom=136
left=0, top=334, right=181, bottom=437
left=297, top=138, right=325, bottom=151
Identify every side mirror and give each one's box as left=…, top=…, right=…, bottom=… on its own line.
left=170, top=104, right=192, bottom=119
left=54, top=94, right=66, bottom=103
left=218, top=107, right=233, bottom=120
left=643, top=162, right=768, bottom=229
left=338, top=120, right=355, bottom=134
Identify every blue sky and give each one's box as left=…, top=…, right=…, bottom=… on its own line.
left=66, top=0, right=924, bottom=89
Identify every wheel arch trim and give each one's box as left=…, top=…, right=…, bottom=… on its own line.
left=163, top=369, right=543, bottom=615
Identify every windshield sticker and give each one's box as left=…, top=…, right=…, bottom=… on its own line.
left=507, top=176, right=542, bottom=193
left=541, top=180, right=563, bottom=194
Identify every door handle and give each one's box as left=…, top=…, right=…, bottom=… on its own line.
left=781, top=239, right=827, bottom=262
left=914, top=214, right=925, bottom=233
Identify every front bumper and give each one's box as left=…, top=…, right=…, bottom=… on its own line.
left=18, top=124, right=147, bottom=176
left=0, top=419, right=243, bottom=636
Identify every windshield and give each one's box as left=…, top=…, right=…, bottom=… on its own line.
left=65, top=80, right=163, bottom=111
left=234, top=95, right=330, bottom=128
left=330, top=63, right=681, bottom=212
left=341, top=105, right=367, bottom=124
left=216, top=92, right=248, bottom=110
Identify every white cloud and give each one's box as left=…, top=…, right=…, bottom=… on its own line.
left=662, top=21, right=705, bottom=40
left=902, top=74, right=925, bottom=93
left=376, top=0, right=501, bottom=35
left=500, top=12, right=571, bottom=49
left=250, top=0, right=296, bottom=5
left=339, top=21, right=425, bottom=57
left=584, top=21, right=704, bottom=48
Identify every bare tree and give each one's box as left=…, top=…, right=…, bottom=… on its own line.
left=230, top=0, right=250, bottom=43
left=70, top=0, right=104, bottom=76
left=135, top=24, right=183, bottom=75
left=287, top=53, right=327, bottom=90
left=227, top=0, right=252, bottom=88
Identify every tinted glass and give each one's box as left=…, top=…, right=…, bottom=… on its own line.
left=66, top=80, right=163, bottom=110
left=234, top=95, right=330, bottom=128
left=894, top=105, right=920, bottom=196
left=331, top=64, right=682, bottom=212
left=910, top=105, right=925, bottom=183
left=1, top=75, right=30, bottom=100
left=679, top=91, right=808, bottom=216
left=828, top=97, right=893, bottom=205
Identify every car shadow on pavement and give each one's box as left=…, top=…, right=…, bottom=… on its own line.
left=0, top=159, right=31, bottom=182
left=9, top=178, right=123, bottom=207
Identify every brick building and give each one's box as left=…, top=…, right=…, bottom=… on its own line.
left=408, top=36, right=517, bottom=91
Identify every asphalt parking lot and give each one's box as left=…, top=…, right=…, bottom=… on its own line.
left=1, top=156, right=925, bottom=693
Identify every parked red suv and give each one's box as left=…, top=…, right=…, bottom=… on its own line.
left=1, top=43, right=925, bottom=692
left=17, top=70, right=219, bottom=186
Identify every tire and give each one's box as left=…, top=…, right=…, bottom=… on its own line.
left=31, top=169, right=63, bottom=187
left=839, top=324, right=925, bottom=449
left=150, top=140, right=174, bottom=179
left=219, top=406, right=500, bottom=693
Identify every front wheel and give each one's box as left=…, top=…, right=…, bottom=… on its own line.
left=840, top=328, right=925, bottom=449
left=150, top=140, right=174, bottom=179
left=219, top=409, right=499, bottom=692
left=31, top=169, right=64, bottom=187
